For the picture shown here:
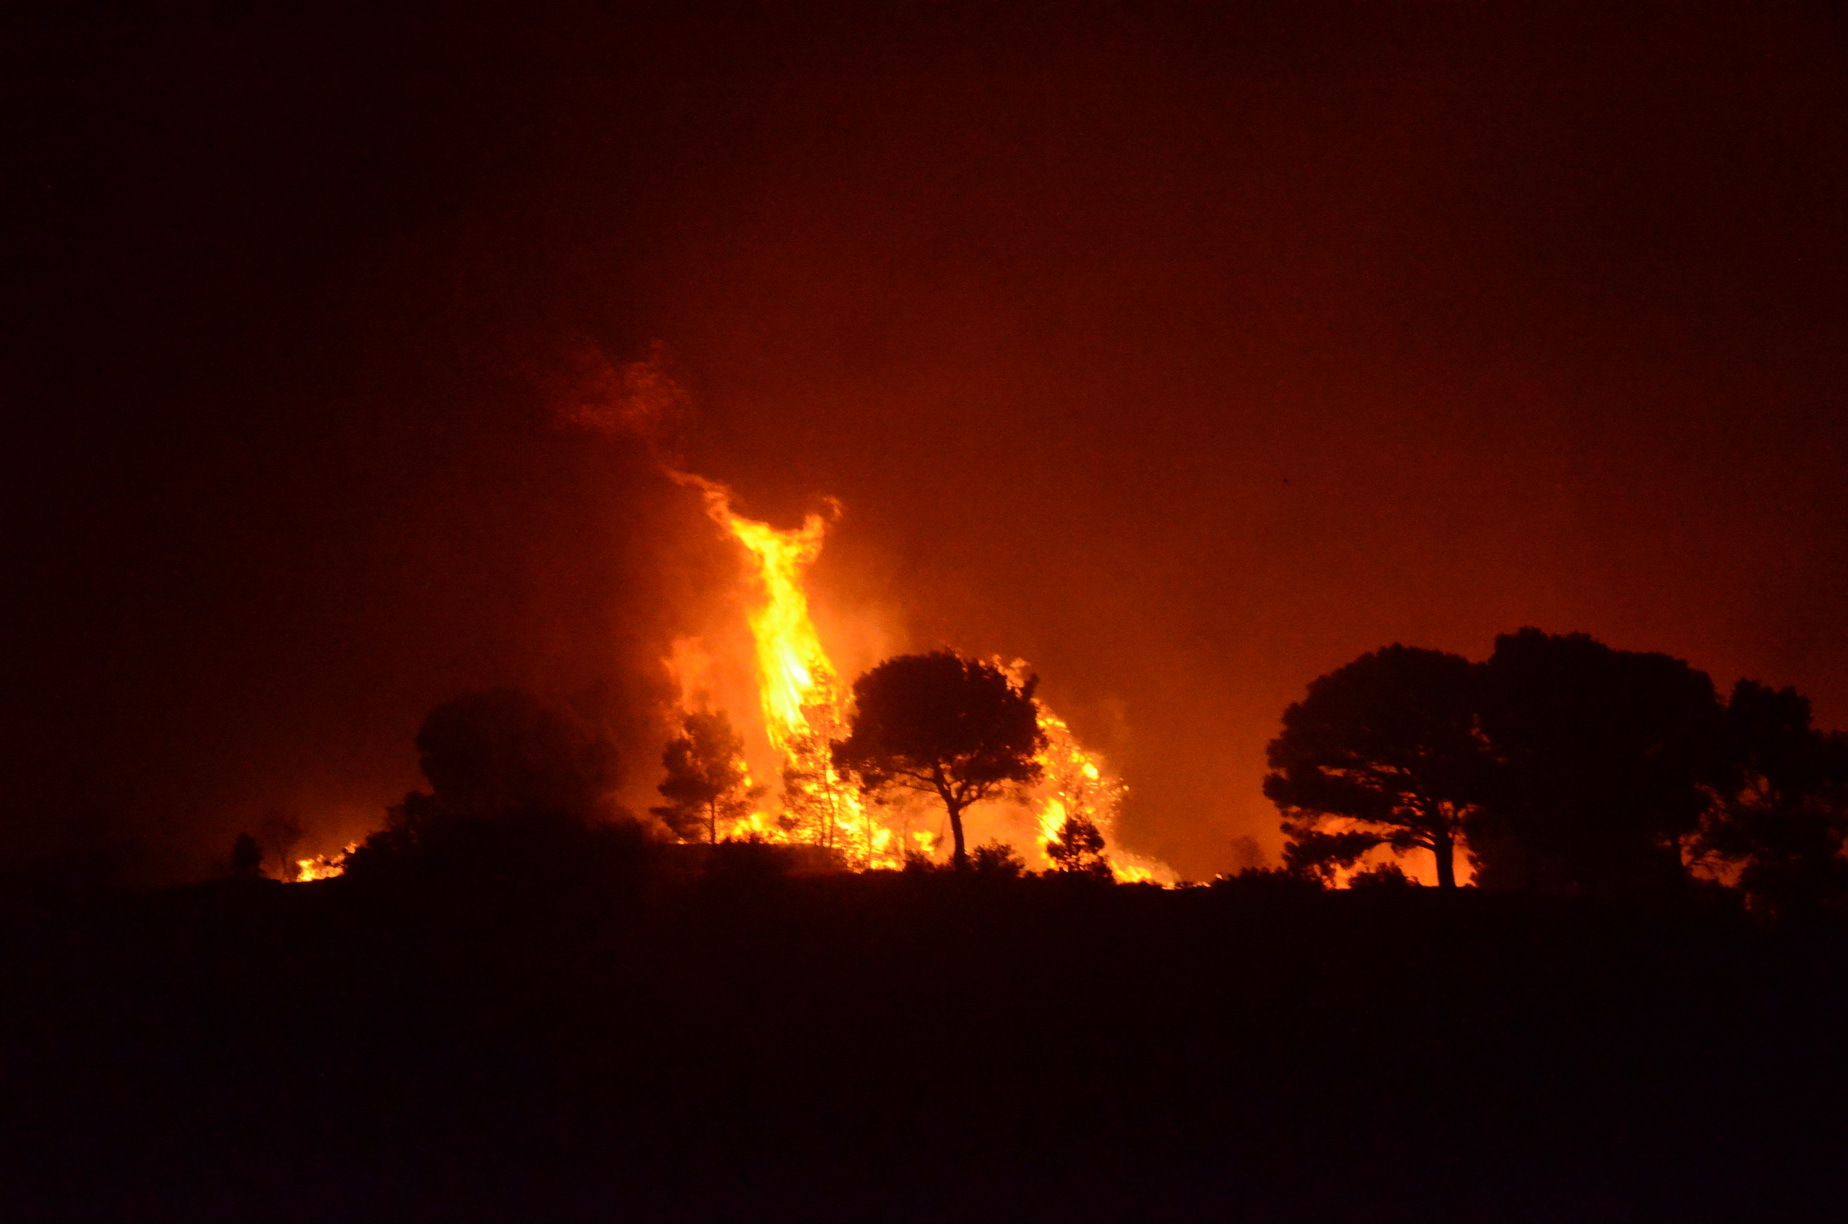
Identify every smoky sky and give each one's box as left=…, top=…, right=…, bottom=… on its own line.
left=6, top=5, right=1846, bottom=880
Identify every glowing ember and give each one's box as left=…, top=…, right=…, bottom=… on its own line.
left=669, top=472, right=1174, bottom=882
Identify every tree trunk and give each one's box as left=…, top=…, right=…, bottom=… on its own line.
left=1433, top=828, right=1457, bottom=889
left=947, top=800, right=969, bottom=870
left=821, top=791, right=832, bottom=850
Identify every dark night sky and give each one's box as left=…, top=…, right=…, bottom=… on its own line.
left=6, top=5, right=1846, bottom=881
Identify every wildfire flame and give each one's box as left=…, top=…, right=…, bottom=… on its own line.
left=294, top=841, right=358, bottom=882
left=544, top=344, right=1168, bottom=876
left=670, top=472, right=1173, bottom=883
left=278, top=460, right=1173, bottom=884
left=679, top=474, right=837, bottom=756
left=673, top=472, right=914, bottom=867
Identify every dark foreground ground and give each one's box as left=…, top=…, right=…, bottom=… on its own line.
left=2, top=866, right=1845, bottom=1223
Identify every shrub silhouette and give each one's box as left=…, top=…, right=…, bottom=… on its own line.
left=1347, top=861, right=1416, bottom=891
left=971, top=840, right=1027, bottom=879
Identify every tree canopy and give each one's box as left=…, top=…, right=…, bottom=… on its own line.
left=1476, top=629, right=1728, bottom=895
left=1263, top=631, right=1818, bottom=900
left=832, top=651, right=1045, bottom=870
left=1045, top=814, right=1112, bottom=879
left=345, top=688, right=645, bottom=893
left=1696, top=680, right=1848, bottom=915
left=652, top=710, right=757, bottom=845
left=414, top=687, right=618, bottom=824
left=1264, top=644, right=1487, bottom=888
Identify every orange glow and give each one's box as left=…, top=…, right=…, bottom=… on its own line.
left=678, top=473, right=839, bottom=756
left=672, top=472, right=916, bottom=866
left=1021, top=684, right=1174, bottom=884
left=670, top=472, right=1174, bottom=881
left=293, top=841, right=357, bottom=882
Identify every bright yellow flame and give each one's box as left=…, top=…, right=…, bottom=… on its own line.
left=670, top=473, right=1175, bottom=882
left=686, top=479, right=836, bottom=753
left=293, top=842, right=358, bottom=882
left=1006, top=662, right=1177, bottom=885
left=672, top=473, right=888, bottom=861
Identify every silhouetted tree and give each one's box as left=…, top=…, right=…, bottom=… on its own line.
left=1046, top=814, right=1113, bottom=878
left=416, top=687, right=619, bottom=823
left=653, top=710, right=757, bottom=844
left=1475, top=628, right=1728, bottom=895
left=778, top=696, right=850, bottom=850
left=1264, top=645, right=1488, bottom=889
left=833, top=651, right=1046, bottom=870
left=342, top=689, right=645, bottom=897
left=229, top=832, right=265, bottom=879
left=1695, top=679, right=1848, bottom=916
left=1280, top=827, right=1380, bottom=885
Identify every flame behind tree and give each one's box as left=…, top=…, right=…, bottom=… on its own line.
left=653, top=710, right=758, bottom=845
left=1045, top=815, right=1110, bottom=878
left=665, top=469, right=1172, bottom=880
left=672, top=472, right=912, bottom=867
left=681, top=475, right=840, bottom=748
left=779, top=697, right=852, bottom=851
left=295, top=844, right=357, bottom=881
left=1025, top=692, right=1124, bottom=878
left=1039, top=715, right=1117, bottom=880
left=553, top=347, right=1169, bottom=876
left=832, top=651, right=1047, bottom=870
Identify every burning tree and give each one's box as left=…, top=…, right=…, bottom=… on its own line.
left=778, top=695, right=852, bottom=851
left=653, top=710, right=758, bottom=844
left=1031, top=699, right=1124, bottom=878
left=661, top=470, right=1170, bottom=880
left=833, top=651, right=1046, bottom=870
left=1045, top=815, right=1111, bottom=878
